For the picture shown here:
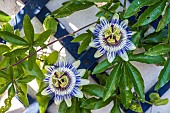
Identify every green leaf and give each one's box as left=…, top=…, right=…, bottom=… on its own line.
left=67, top=97, right=80, bottom=113
left=129, top=102, right=143, bottom=112
left=149, top=93, right=160, bottom=102
left=156, top=5, right=170, bottom=32
left=96, top=73, right=108, bottom=85
left=8, top=85, right=15, bottom=97
left=78, top=34, right=91, bottom=54
left=43, top=16, right=58, bottom=34
left=36, top=94, right=50, bottom=113
left=82, top=84, right=104, bottom=98
left=143, top=29, right=167, bottom=44
left=131, top=32, right=140, bottom=47
left=153, top=98, right=169, bottom=106
left=46, top=51, right=59, bottom=64
left=2, top=23, right=14, bottom=33
left=103, top=63, right=122, bottom=101
left=126, top=62, right=145, bottom=102
left=92, top=59, right=112, bottom=74
left=110, top=98, right=121, bottom=113
left=0, top=31, right=28, bottom=45
left=0, top=56, right=10, bottom=69
left=124, top=0, right=160, bottom=18
left=0, top=10, right=11, bottom=22
left=28, top=47, right=36, bottom=71
left=129, top=53, right=165, bottom=64
left=51, top=1, right=94, bottom=18
left=80, top=97, right=112, bottom=110
left=15, top=29, right=20, bottom=36
left=120, top=64, right=133, bottom=109
left=23, top=14, right=34, bottom=44
left=34, top=29, right=52, bottom=46
left=4, top=48, right=28, bottom=58
left=0, top=70, right=10, bottom=79
left=133, top=0, right=166, bottom=27
left=59, top=101, right=68, bottom=113
left=81, top=109, right=91, bottom=113
left=96, top=11, right=105, bottom=17
left=21, top=60, right=45, bottom=81
left=18, top=83, right=29, bottom=106
left=155, top=58, right=170, bottom=90
left=109, top=2, right=120, bottom=13
left=0, top=44, right=10, bottom=56
left=0, top=82, right=10, bottom=95
left=72, top=33, right=89, bottom=42
left=145, top=44, right=170, bottom=56
left=17, top=75, right=35, bottom=83
left=76, top=0, right=110, bottom=2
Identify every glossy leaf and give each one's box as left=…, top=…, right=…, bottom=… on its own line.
left=155, top=58, right=170, bottom=90
left=0, top=31, right=28, bottom=45
left=145, top=44, right=170, bottom=56
left=131, top=32, right=140, bottom=47
left=109, top=2, right=120, bottom=13
left=133, top=0, right=166, bottom=27
left=103, top=63, right=122, bottom=101
left=72, top=33, right=89, bottom=42
left=34, top=29, right=52, bottom=46
left=110, top=97, right=121, bottom=113
left=126, top=62, right=145, bottom=102
left=129, top=53, right=165, bottom=64
left=154, top=98, right=169, bottom=106
left=28, top=47, right=36, bottom=71
left=0, top=70, right=10, bottom=79
left=2, top=23, right=14, bottom=33
left=51, top=1, right=94, bottom=18
left=81, top=109, right=91, bottom=113
left=0, top=44, right=10, bottom=56
left=4, top=48, right=28, bottom=58
left=129, top=102, right=143, bottom=112
left=156, top=5, right=170, bottom=32
left=17, top=75, right=35, bottom=83
left=80, top=97, right=112, bottom=110
left=96, top=73, right=108, bottom=85
left=82, top=84, right=104, bottom=97
left=8, top=85, right=15, bottom=97
left=149, top=93, right=160, bottom=102
left=67, top=97, right=80, bottom=113
left=124, top=0, right=160, bottom=18
left=143, top=29, right=167, bottom=44
left=0, top=57, right=10, bottom=69
left=0, top=82, right=10, bottom=95
left=18, top=83, right=29, bottom=106
left=0, top=10, right=11, bottom=22
left=43, top=16, right=58, bottom=34
left=78, top=34, right=91, bottom=54
left=46, top=51, right=59, bottom=64
left=59, top=101, right=68, bottom=113
left=23, top=14, right=34, bottom=44
left=77, top=0, right=110, bottom=2
left=36, top=94, right=50, bottom=113
left=120, top=64, right=133, bottom=109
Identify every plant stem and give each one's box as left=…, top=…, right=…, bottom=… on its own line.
left=1, top=21, right=96, bottom=70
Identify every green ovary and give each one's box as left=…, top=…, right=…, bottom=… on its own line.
left=104, top=27, right=121, bottom=45
left=52, top=72, right=70, bottom=88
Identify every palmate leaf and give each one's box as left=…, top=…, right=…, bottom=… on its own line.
left=51, top=1, right=94, bottom=18
left=103, top=63, right=122, bottom=101
left=156, top=4, right=170, bottom=32
left=124, top=0, right=161, bottom=18
left=120, top=64, right=133, bottom=109
left=126, top=62, right=145, bottom=102
left=133, top=0, right=166, bottom=27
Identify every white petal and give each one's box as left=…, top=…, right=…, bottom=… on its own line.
left=41, top=89, right=49, bottom=96
left=100, top=16, right=108, bottom=26
left=112, top=13, right=119, bottom=20
left=107, top=52, right=116, bottom=63
left=119, top=51, right=129, bottom=61
left=127, top=41, right=136, bottom=50
left=78, top=69, right=86, bottom=77
left=72, top=60, right=80, bottom=68
left=121, top=19, right=128, bottom=25
left=65, top=98, right=72, bottom=107
left=89, top=26, right=95, bottom=33
left=89, top=40, right=97, bottom=48
left=74, top=89, right=83, bottom=98
left=45, top=66, right=54, bottom=72
left=80, top=79, right=90, bottom=86
left=54, top=98, right=62, bottom=106
left=94, top=50, right=103, bottom=58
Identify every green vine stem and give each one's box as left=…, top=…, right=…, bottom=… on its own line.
left=1, top=21, right=97, bottom=70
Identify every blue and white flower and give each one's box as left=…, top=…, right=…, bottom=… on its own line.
left=89, top=13, right=136, bottom=63
left=41, top=60, right=89, bottom=107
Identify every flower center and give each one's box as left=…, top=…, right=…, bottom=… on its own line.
left=52, top=71, right=70, bottom=89
left=104, top=26, right=121, bottom=45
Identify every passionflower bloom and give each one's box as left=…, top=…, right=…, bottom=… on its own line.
left=89, top=13, right=136, bottom=63
left=41, top=60, right=89, bottom=107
